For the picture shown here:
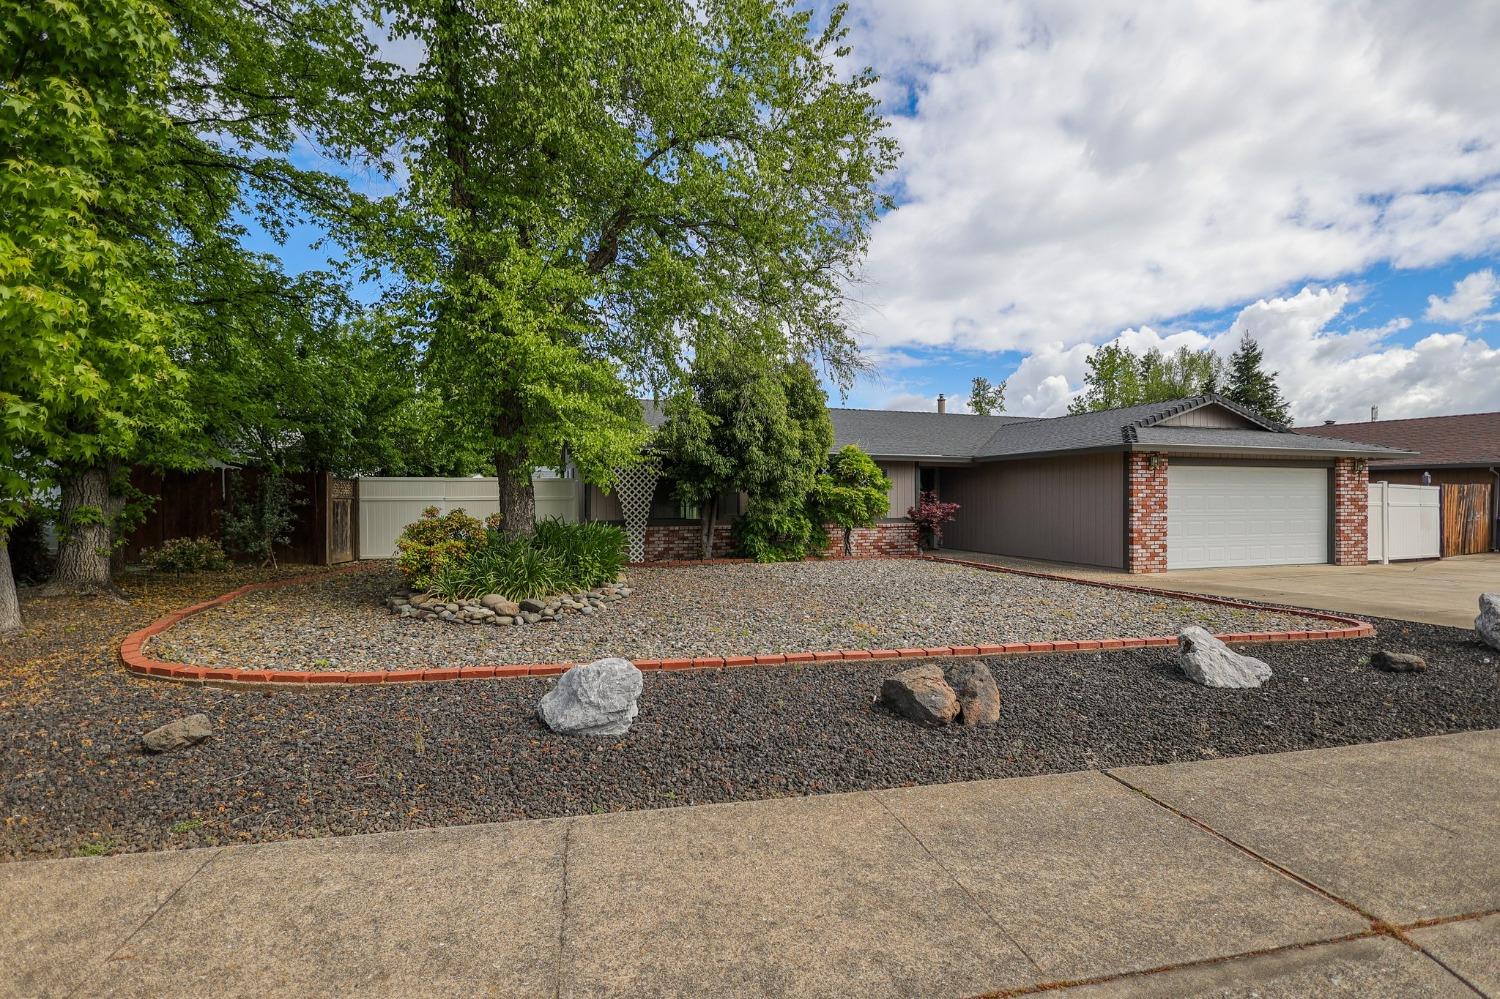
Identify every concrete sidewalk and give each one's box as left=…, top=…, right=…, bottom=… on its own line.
left=943, top=550, right=1499, bottom=629
left=4, top=731, right=1496, bottom=998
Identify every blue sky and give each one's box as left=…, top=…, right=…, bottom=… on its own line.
left=245, top=0, right=1500, bottom=425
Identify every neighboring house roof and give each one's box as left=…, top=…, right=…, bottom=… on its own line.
left=1292, top=412, right=1500, bottom=469
left=641, top=395, right=1408, bottom=463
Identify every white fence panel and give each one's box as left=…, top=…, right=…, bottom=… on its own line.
left=358, top=476, right=582, bottom=558
left=1367, top=482, right=1440, bottom=562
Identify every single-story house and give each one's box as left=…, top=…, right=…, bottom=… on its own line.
left=588, top=394, right=1409, bottom=571
left=1295, top=412, right=1499, bottom=554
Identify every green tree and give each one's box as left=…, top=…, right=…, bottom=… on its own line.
left=1139, top=346, right=1225, bottom=402
left=809, top=445, right=891, bottom=556
left=1068, top=344, right=1144, bottom=414
left=968, top=377, right=1007, bottom=416
left=1068, top=343, right=1224, bottom=414
left=5, top=0, right=385, bottom=592
left=370, top=0, right=896, bottom=537
left=734, top=359, right=836, bottom=561
left=1224, top=333, right=1292, bottom=425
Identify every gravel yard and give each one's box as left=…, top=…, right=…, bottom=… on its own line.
left=4, top=607, right=1496, bottom=861
left=152, top=559, right=1341, bottom=670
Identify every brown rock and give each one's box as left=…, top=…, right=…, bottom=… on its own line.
left=880, top=664, right=959, bottom=726
left=1371, top=650, right=1428, bottom=673
left=949, top=661, right=1001, bottom=726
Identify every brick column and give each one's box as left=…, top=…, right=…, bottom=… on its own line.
left=1332, top=458, right=1369, bottom=565
left=1126, top=452, right=1168, bottom=573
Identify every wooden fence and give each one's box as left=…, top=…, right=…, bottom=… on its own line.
left=1441, top=483, right=1493, bottom=557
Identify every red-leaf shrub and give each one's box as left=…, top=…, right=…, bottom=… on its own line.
left=906, top=491, right=961, bottom=549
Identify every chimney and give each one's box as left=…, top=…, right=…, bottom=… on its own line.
left=1370, top=405, right=1379, bottom=422
left=937, top=393, right=946, bottom=414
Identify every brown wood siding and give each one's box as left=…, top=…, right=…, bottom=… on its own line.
left=1156, top=406, right=1257, bottom=428
left=879, top=461, right=918, bottom=519
left=938, top=453, right=1126, bottom=568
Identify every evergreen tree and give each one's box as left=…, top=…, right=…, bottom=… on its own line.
left=1224, top=334, right=1292, bottom=425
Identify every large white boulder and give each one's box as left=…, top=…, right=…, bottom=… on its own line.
left=538, top=657, right=643, bottom=736
left=1177, top=627, right=1273, bottom=689
left=1477, top=593, right=1500, bottom=651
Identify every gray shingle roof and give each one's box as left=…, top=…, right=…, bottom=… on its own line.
left=641, top=395, right=1408, bottom=461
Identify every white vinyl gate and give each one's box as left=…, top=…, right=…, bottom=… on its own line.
left=1367, top=482, right=1440, bottom=562
left=358, top=476, right=582, bottom=558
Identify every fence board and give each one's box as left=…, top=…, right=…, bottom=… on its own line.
left=1441, top=483, right=1492, bottom=557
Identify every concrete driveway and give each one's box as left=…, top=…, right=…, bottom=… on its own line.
left=945, top=551, right=1499, bottom=628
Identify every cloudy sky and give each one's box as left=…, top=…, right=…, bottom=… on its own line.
left=820, top=0, right=1500, bottom=422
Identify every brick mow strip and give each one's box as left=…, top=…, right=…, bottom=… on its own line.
left=119, top=555, right=1375, bottom=688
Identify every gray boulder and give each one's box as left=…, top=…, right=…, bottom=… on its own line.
left=881, top=664, right=960, bottom=726
left=1477, top=593, right=1500, bottom=651
left=1371, top=650, right=1428, bottom=673
left=948, top=661, right=1001, bottom=726
left=538, top=657, right=643, bottom=736
left=1178, top=627, right=1272, bottom=689
left=141, top=714, right=213, bottom=753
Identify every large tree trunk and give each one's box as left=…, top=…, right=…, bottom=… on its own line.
left=47, top=465, right=119, bottom=594
left=0, top=542, right=21, bottom=635
left=495, top=452, right=536, bottom=538
left=700, top=494, right=719, bottom=560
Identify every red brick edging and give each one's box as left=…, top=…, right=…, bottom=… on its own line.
left=118, top=557, right=1376, bottom=688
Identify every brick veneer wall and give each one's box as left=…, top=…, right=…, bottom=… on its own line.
left=1126, top=452, right=1169, bottom=574
left=1332, top=458, right=1369, bottom=565
left=639, top=520, right=919, bottom=562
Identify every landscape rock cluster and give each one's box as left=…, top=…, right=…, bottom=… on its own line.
left=880, top=662, right=1001, bottom=727
left=387, top=580, right=632, bottom=626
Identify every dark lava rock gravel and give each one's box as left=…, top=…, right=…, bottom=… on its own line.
left=153, top=561, right=1339, bottom=670
left=5, top=616, right=1495, bottom=861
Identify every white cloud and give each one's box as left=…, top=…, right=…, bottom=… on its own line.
left=834, top=0, right=1500, bottom=353
left=1424, top=269, right=1500, bottom=322
left=998, top=285, right=1500, bottom=422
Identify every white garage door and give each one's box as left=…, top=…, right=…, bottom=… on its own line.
left=1167, top=465, right=1329, bottom=570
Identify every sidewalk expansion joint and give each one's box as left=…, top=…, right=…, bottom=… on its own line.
left=870, top=790, right=1045, bottom=975
left=1098, top=769, right=1489, bottom=996
left=67, top=846, right=224, bottom=999
left=969, top=931, right=1380, bottom=998
left=553, top=820, right=575, bottom=999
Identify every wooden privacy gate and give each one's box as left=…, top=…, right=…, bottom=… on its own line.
left=1441, top=483, right=1492, bottom=556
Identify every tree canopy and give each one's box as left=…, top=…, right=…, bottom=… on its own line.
left=968, top=377, right=1007, bottom=415
left=1068, top=344, right=1225, bottom=414
left=366, top=0, right=896, bottom=534
left=809, top=445, right=890, bottom=555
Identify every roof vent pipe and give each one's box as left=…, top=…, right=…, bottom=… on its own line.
left=937, top=394, right=946, bottom=414
left=1323, top=419, right=1336, bottom=426
left=1371, top=405, right=1379, bottom=422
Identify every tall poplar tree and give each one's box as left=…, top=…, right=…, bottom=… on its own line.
left=371, top=0, right=897, bottom=536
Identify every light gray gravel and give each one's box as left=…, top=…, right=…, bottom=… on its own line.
left=152, top=560, right=1340, bottom=671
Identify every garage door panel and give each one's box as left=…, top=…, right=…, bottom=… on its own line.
left=1167, top=465, right=1329, bottom=570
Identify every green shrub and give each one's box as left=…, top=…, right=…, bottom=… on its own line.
left=734, top=509, right=826, bottom=563
left=395, top=506, right=486, bottom=590
left=222, top=472, right=302, bottom=568
left=141, top=537, right=229, bottom=574
left=426, top=520, right=627, bottom=600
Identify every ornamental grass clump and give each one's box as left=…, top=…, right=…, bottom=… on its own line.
left=417, top=518, right=627, bottom=601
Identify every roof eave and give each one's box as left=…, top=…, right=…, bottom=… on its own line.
left=1132, top=442, right=1415, bottom=459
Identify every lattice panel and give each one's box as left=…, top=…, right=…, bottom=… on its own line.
left=611, top=463, right=660, bottom=563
